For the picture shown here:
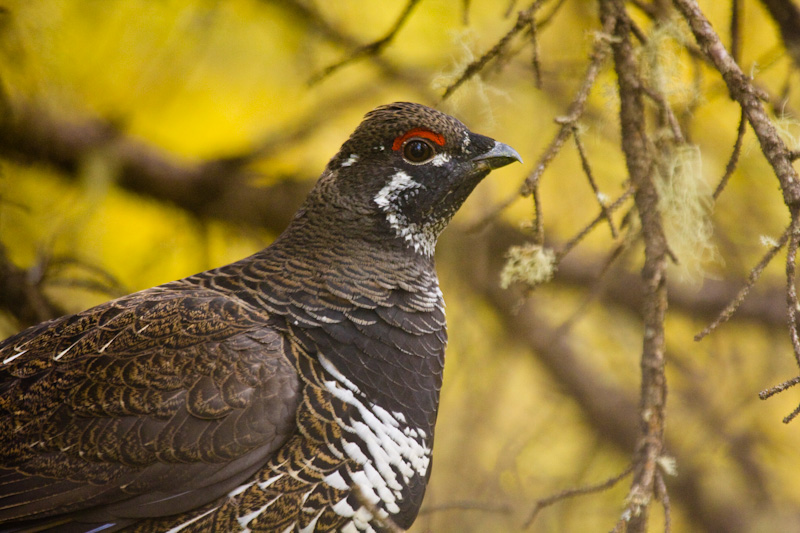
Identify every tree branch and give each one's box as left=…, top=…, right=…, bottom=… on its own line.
left=601, top=1, right=669, bottom=530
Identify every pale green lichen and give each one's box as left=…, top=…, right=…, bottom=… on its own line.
left=760, top=234, right=780, bottom=248
left=656, top=455, right=678, bottom=477
left=772, top=116, right=800, bottom=152
left=500, top=244, right=556, bottom=289
left=656, top=144, right=718, bottom=281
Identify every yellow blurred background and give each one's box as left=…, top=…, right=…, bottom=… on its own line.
left=1, top=1, right=798, bottom=531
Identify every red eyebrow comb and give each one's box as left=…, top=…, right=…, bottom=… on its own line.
left=392, top=128, right=446, bottom=151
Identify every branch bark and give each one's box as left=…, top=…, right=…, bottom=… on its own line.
left=674, top=0, right=800, bottom=210
left=601, top=1, right=670, bottom=530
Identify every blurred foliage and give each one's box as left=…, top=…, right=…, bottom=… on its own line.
left=1, top=0, right=800, bottom=531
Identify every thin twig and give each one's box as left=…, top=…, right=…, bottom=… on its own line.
left=556, top=186, right=634, bottom=262
left=759, top=375, right=800, bottom=400
left=782, top=402, right=800, bottom=424
left=523, top=464, right=634, bottom=529
left=674, top=0, right=800, bottom=209
left=530, top=185, right=545, bottom=244
left=466, top=15, right=614, bottom=233
left=528, top=13, right=542, bottom=89
left=521, top=16, right=616, bottom=195
left=310, top=0, right=422, bottom=84
left=505, top=0, right=519, bottom=18
left=695, top=224, right=791, bottom=341
left=713, top=108, right=747, bottom=199
left=572, top=125, right=619, bottom=238
left=443, top=1, right=542, bottom=99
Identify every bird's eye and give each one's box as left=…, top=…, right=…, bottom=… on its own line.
left=403, top=138, right=435, bottom=164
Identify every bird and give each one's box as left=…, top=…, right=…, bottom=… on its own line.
left=0, top=102, right=521, bottom=533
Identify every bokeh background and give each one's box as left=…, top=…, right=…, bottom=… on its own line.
left=1, top=1, right=799, bottom=531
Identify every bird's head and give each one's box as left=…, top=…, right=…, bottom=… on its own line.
left=305, top=102, right=522, bottom=256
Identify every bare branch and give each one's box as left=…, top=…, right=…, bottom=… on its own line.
left=571, top=125, right=620, bottom=239
left=555, top=186, right=634, bottom=261
left=520, top=16, right=616, bottom=197
left=674, top=0, right=800, bottom=210
left=713, top=108, right=747, bottom=199
left=601, top=1, right=670, bottom=530
left=694, top=223, right=790, bottom=340
left=730, top=0, right=743, bottom=64
left=528, top=13, right=543, bottom=89
left=524, top=464, right=633, bottom=529
left=655, top=471, right=672, bottom=533
left=442, top=1, right=543, bottom=100
left=641, top=85, right=685, bottom=143
left=310, top=0, right=422, bottom=84
left=759, top=376, right=800, bottom=400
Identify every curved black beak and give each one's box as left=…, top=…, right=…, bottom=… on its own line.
left=473, top=141, right=523, bottom=171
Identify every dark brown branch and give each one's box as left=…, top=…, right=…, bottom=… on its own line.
left=0, top=102, right=310, bottom=233
left=602, top=1, right=669, bottom=531
left=270, top=0, right=431, bottom=94
left=528, top=13, right=543, bottom=89
left=674, top=0, right=800, bottom=210
left=730, top=0, right=742, bottom=64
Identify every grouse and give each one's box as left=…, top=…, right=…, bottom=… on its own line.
left=0, top=102, right=521, bottom=532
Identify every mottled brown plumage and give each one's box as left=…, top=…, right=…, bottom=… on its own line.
left=0, top=102, right=520, bottom=532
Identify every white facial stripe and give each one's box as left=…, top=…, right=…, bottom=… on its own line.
left=374, top=170, right=436, bottom=256
left=373, top=170, right=421, bottom=210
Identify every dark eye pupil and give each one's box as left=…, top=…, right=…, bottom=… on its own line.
left=404, top=139, right=433, bottom=163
